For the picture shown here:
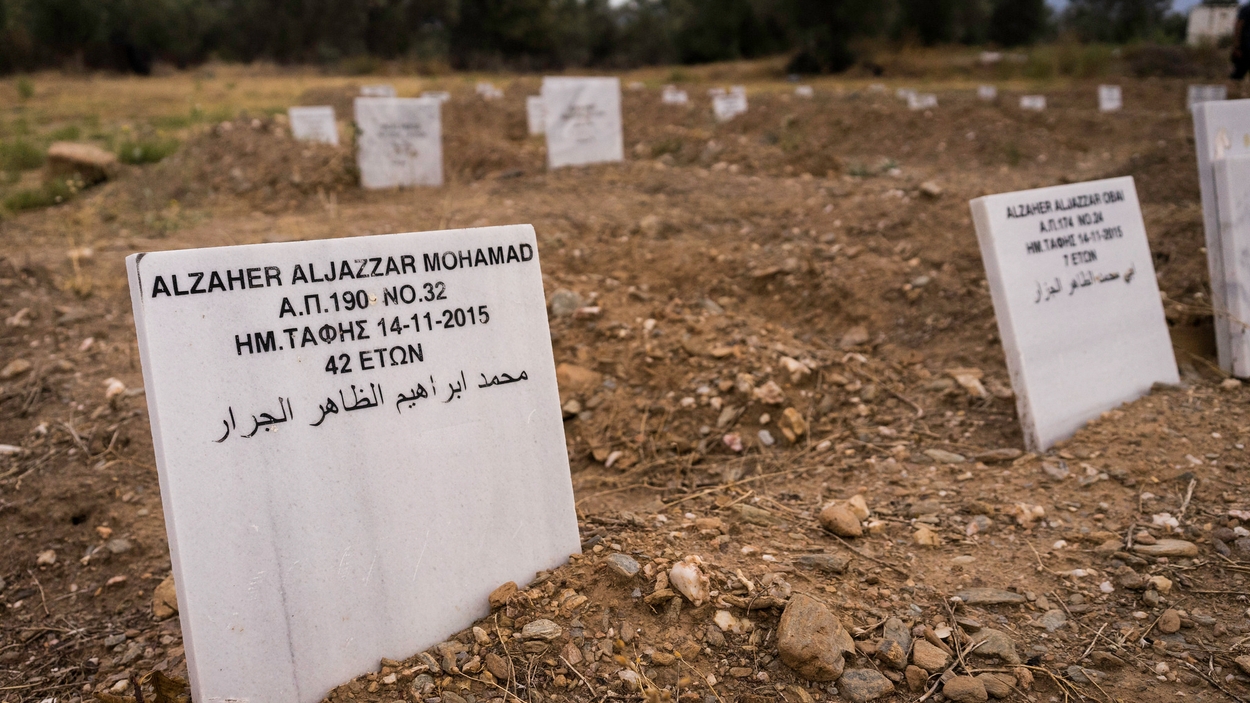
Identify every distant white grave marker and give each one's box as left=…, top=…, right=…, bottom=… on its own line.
left=1192, top=99, right=1250, bottom=371
left=421, top=91, right=451, bottom=103
left=661, top=85, right=689, bottom=105
left=978, top=85, right=998, bottom=101
left=1213, top=153, right=1250, bottom=376
left=980, top=51, right=1003, bottom=65
left=354, top=97, right=443, bottom=188
left=126, top=224, right=579, bottom=703
left=970, top=177, right=1178, bottom=450
left=712, top=91, right=748, bottom=122
left=360, top=84, right=396, bottom=98
left=795, top=85, right=814, bottom=98
left=1189, top=84, right=1228, bottom=111
left=908, top=93, right=938, bottom=111
left=541, top=76, right=624, bottom=169
left=628, top=81, right=645, bottom=91
left=526, top=95, right=546, bottom=136
left=476, top=82, right=504, bottom=100
left=1098, top=85, right=1122, bottom=112
left=708, top=87, right=727, bottom=97
left=1020, top=95, right=1047, bottom=111
left=287, top=106, right=339, bottom=146
left=896, top=87, right=917, bottom=101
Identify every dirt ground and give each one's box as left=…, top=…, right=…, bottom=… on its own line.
left=2, top=62, right=1250, bottom=703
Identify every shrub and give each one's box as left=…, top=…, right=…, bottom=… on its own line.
left=116, top=136, right=179, bottom=164
left=0, top=139, right=45, bottom=171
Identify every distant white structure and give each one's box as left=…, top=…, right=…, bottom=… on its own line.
left=1188, top=4, right=1238, bottom=46
left=1020, top=95, right=1047, bottom=111
left=661, top=85, right=689, bottom=105
left=908, top=93, right=938, bottom=110
left=360, top=84, right=396, bottom=98
left=1098, top=85, right=1123, bottom=113
left=978, top=85, right=998, bottom=101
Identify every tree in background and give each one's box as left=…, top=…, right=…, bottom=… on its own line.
left=988, top=0, right=1050, bottom=46
left=1062, top=0, right=1172, bottom=43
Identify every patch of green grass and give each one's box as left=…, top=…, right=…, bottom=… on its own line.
left=3, top=178, right=75, bottom=212
left=49, top=125, right=81, bottom=141
left=116, top=136, right=179, bottom=164
left=0, top=139, right=46, bottom=171
left=16, top=77, right=33, bottom=100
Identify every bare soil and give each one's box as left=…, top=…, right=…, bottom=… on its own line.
left=1, top=69, right=1249, bottom=703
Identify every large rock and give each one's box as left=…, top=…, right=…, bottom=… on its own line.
left=555, top=363, right=602, bottom=403
left=911, top=639, right=950, bottom=672
left=839, top=669, right=894, bottom=702
left=776, top=594, right=848, bottom=681
left=46, top=141, right=119, bottom=185
left=977, top=673, right=1013, bottom=699
left=818, top=503, right=862, bottom=537
left=970, top=629, right=1020, bottom=665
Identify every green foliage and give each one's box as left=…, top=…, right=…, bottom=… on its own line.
left=49, top=125, right=81, bottom=140
left=3, top=178, right=75, bottom=212
left=116, top=136, right=179, bottom=164
left=0, top=138, right=45, bottom=171
left=989, top=0, right=1051, bottom=46
left=1063, top=0, right=1172, bottom=44
left=16, top=77, right=33, bottom=99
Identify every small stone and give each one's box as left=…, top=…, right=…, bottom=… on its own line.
left=1148, top=574, right=1172, bottom=594
left=489, top=581, right=517, bottom=609
left=911, top=640, right=950, bottom=672
left=606, top=553, right=640, bottom=579
left=46, top=141, right=119, bottom=184
left=974, top=448, right=1022, bottom=463
left=846, top=494, right=870, bottom=520
left=796, top=554, right=850, bottom=574
left=104, top=633, right=127, bottom=647
left=969, top=629, right=1020, bottom=665
left=549, top=289, right=585, bottom=317
left=35, top=549, right=56, bottom=566
left=883, top=617, right=912, bottom=653
left=1090, top=651, right=1126, bottom=670
left=1066, top=666, right=1101, bottom=684
left=152, top=575, right=178, bottom=620
left=920, top=181, right=943, bottom=198
left=839, top=326, right=870, bottom=349
left=924, top=448, right=965, bottom=464
left=732, top=503, right=782, bottom=526
left=778, top=407, right=808, bottom=442
left=106, top=538, right=133, bottom=554
left=905, top=665, right=929, bottom=692
left=1157, top=609, right=1181, bottom=634
left=1132, top=539, right=1198, bottom=558
left=1042, top=461, right=1070, bottom=481
left=753, top=381, right=785, bottom=405
left=669, top=556, right=710, bottom=605
left=485, top=652, right=512, bottom=681
left=876, top=638, right=907, bottom=670
left=913, top=525, right=940, bottom=546
left=953, top=588, right=1026, bottom=605
left=1222, top=377, right=1242, bottom=390
left=1, top=359, right=31, bottom=380
left=839, top=669, right=894, bottom=702
left=818, top=503, right=862, bottom=537
left=1235, top=655, right=1250, bottom=676
left=1037, top=609, right=1066, bottom=632
left=943, top=675, right=987, bottom=702
left=777, top=593, right=849, bottom=681
left=977, top=673, right=1013, bottom=699
left=758, top=429, right=776, bottom=446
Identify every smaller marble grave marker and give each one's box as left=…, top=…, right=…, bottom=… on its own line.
left=908, top=93, right=937, bottom=110
left=795, top=85, right=814, bottom=98
left=1189, top=84, right=1228, bottom=111
left=978, top=85, right=998, bottom=101
left=969, top=177, right=1178, bottom=450
left=527, top=95, right=546, bottom=136
left=360, top=84, right=396, bottom=98
left=354, top=97, right=443, bottom=189
left=1213, top=153, right=1250, bottom=377
left=1020, top=95, right=1046, bottom=111
left=1098, top=85, right=1122, bottom=112
left=126, top=224, right=580, bottom=703
left=662, top=85, right=689, bottom=105
left=476, top=82, right=504, bottom=100
left=287, top=106, right=339, bottom=146
left=421, top=91, right=450, bottom=103
left=713, top=91, right=748, bottom=122
left=541, top=76, right=624, bottom=169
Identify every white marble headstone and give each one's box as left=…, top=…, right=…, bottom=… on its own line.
left=354, top=97, right=444, bottom=189
left=978, top=85, right=998, bottom=101
left=126, top=225, right=579, bottom=703
left=361, top=84, right=396, bottom=98
left=896, top=87, right=917, bottom=101
left=1213, top=153, right=1250, bottom=377
left=1020, top=95, right=1047, bottom=111
left=1191, top=100, right=1250, bottom=371
left=795, top=85, right=814, bottom=98
left=1098, top=85, right=1122, bottom=112
left=662, top=86, right=689, bottom=105
left=526, top=95, right=546, bottom=136
left=908, top=93, right=937, bottom=111
left=712, top=92, right=748, bottom=122
left=476, top=82, right=504, bottom=100
left=1189, top=84, right=1228, bottom=111
left=421, top=91, right=451, bottom=103
left=288, top=106, right=339, bottom=146
left=541, top=76, right=624, bottom=169
left=970, top=177, right=1178, bottom=450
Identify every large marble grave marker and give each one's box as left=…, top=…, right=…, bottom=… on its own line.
left=970, top=177, right=1178, bottom=450
left=1191, top=99, right=1250, bottom=370
left=712, top=91, right=748, bottom=122
left=1189, top=84, right=1227, bottom=111
left=126, top=225, right=580, bottom=703
left=354, top=97, right=443, bottom=188
left=541, top=77, right=624, bottom=169
left=287, top=106, right=339, bottom=146
left=1213, top=154, right=1250, bottom=377
left=361, top=84, right=396, bottom=98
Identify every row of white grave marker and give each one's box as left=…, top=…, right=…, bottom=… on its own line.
left=134, top=78, right=1219, bottom=703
